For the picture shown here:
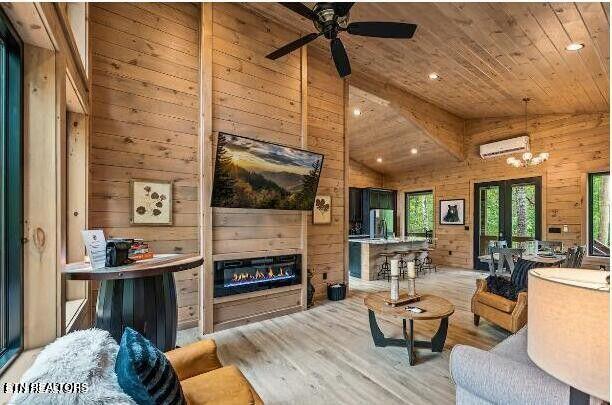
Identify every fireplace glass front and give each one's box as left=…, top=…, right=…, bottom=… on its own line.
left=214, top=255, right=301, bottom=297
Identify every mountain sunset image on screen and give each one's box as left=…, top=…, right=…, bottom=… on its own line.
left=211, top=133, right=324, bottom=211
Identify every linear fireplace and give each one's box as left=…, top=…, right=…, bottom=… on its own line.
left=214, top=255, right=302, bottom=298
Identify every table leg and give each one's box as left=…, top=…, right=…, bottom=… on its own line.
left=431, top=317, right=449, bottom=352
left=368, top=310, right=449, bottom=366
left=368, top=309, right=386, bottom=347
left=95, top=273, right=177, bottom=351
left=403, top=319, right=415, bottom=366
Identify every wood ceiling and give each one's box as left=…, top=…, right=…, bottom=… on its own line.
left=245, top=2, right=610, bottom=118
left=348, top=86, right=455, bottom=174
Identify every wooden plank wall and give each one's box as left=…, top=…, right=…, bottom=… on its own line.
left=209, top=3, right=306, bottom=329
left=306, top=49, right=346, bottom=299
left=386, top=113, right=610, bottom=269
left=209, top=2, right=303, bottom=256
left=89, top=3, right=201, bottom=329
left=349, top=158, right=383, bottom=188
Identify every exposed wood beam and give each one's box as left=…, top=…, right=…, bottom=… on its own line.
left=349, top=71, right=465, bottom=161
left=200, top=2, right=213, bottom=335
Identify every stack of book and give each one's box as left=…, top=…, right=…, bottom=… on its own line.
left=129, top=239, right=153, bottom=261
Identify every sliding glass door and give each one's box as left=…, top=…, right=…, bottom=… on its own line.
left=473, top=177, right=541, bottom=270
left=0, top=10, right=22, bottom=371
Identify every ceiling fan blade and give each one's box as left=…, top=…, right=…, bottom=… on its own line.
left=266, top=33, right=321, bottom=60
left=333, top=2, right=355, bottom=17
left=279, top=2, right=317, bottom=21
left=346, top=22, right=418, bottom=38
left=330, top=38, right=351, bottom=78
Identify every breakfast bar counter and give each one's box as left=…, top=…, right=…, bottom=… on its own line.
left=348, top=237, right=430, bottom=280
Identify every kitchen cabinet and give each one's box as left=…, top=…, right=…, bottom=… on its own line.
left=348, top=242, right=362, bottom=278
left=349, top=188, right=362, bottom=222
left=368, top=189, right=395, bottom=210
left=349, top=188, right=398, bottom=236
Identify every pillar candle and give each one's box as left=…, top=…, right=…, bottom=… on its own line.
left=390, top=259, right=399, bottom=276
left=407, top=261, right=416, bottom=279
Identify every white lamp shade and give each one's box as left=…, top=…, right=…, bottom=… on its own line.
left=528, top=268, right=610, bottom=401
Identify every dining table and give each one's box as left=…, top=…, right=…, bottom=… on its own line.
left=521, top=253, right=566, bottom=266
left=477, top=251, right=567, bottom=275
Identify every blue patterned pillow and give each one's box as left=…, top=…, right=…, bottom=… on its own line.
left=115, top=327, right=186, bottom=405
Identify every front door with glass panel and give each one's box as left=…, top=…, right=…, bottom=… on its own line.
left=473, top=177, right=541, bottom=270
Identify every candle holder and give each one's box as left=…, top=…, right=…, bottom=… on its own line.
left=390, top=274, right=399, bottom=301
left=390, top=259, right=400, bottom=301
left=407, top=277, right=416, bottom=297
left=383, top=258, right=421, bottom=307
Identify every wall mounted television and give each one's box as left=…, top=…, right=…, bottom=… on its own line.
left=211, top=133, right=324, bottom=211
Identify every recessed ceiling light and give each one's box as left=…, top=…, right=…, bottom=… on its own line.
left=376, top=157, right=383, bottom=163
left=565, top=42, right=584, bottom=51
left=353, top=108, right=362, bottom=116
left=428, top=72, right=440, bottom=80
left=410, top=148, right=418, bottom=154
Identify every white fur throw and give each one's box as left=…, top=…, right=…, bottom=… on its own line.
left=11, top=328, right=136, bottom=404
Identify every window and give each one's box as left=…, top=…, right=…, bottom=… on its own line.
left=589, top=172, right=610, bottom=257
left=0, top=10, right=22, bottom=371
left=405, top=191, right=433, bottom=237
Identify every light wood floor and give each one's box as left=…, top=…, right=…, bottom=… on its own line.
left=178, top=268, right=509, bottom=405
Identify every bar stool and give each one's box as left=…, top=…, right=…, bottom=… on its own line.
left=394, top=251, right=407, bottom=279
left=417, top=249, right=437, bottom=274
left=377, top=252, right=395, bottom=282
left=395, top=250, right=415, bottom=279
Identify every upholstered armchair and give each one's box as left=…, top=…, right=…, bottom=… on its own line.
left=471, top=279, right=528, bottom=333
left=165, top=339, right=263, bottom=405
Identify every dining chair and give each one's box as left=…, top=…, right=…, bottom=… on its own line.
left=537, top=240, right=564, bottom=253
left=490, top=247, right=525, bottom=275
left=563, top=246, right=585, bottom=268
left=483, top=240, right=509, bottom=272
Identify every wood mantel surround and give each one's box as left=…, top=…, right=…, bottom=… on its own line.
left=199, top=4, right=347, bottom=333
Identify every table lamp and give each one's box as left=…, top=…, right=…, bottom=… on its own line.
left=528, top=268, right=609, bottom=404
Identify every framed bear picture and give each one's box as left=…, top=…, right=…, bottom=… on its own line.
left=439, top=199, right=465, bottom=225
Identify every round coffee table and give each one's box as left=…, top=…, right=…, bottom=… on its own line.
left=364, top=292, right=455, bottom=365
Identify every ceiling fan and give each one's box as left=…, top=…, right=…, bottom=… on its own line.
left=265, top=2, right=418, bottom=78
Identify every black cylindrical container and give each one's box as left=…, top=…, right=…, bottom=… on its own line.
left=327, top=283, right=346, bottom=301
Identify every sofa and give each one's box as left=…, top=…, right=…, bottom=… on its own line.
left=450, top=327, right=569, bottom=404
left=12, top=328, right=262, bottom=405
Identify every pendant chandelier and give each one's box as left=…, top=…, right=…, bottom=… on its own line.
left=506, top=98, right=549, bottom=168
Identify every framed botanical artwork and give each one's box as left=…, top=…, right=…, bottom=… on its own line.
left=130, top=179, right=173, bottom=226
left=439, top=198, right=465, bottom=225
left=313, top=195, right=332, bottom=224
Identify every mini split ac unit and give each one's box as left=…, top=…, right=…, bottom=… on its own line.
left=479, top=135, right=530, bottom=159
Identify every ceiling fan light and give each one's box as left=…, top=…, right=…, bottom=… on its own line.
left=539, top=152, right=550, bottom=160
left=506, top=157, right=516, bottom=165
left=522, top=152, right=533, bottom=161
left=514, top=161, right=523, bottom=168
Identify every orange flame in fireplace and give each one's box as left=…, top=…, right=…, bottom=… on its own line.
left=230, top=266, right=292, bottom=284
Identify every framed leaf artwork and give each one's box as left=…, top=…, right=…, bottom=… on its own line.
left=313, top=195, right=332, bottom=224
left=130, top=179, right=173, bottom=226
